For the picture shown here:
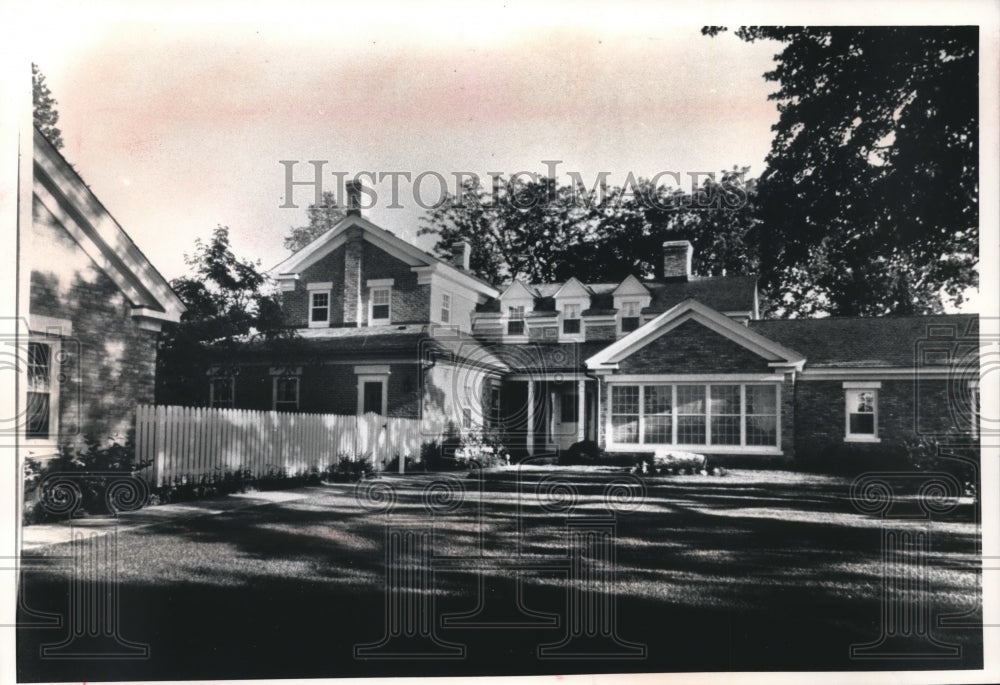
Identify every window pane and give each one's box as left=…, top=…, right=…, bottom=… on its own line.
left=363, top=381, right=383, bottom=414
left=612, top=416, right=638, bottom=443
left=710, top=385, right=740, bottom=414
left=676, top=385, right=705, bottom=414
left=644, top=385, right=671, bottom=415
left=372, top=289, right=390, bottom=305
left=677, top=416, right=706, bottom=444
left=849, top=413, right=875, bottom=434
left=746, top=385, right=777, bottom=415
left=312, top=292, right=329, bottom=307
left=276, top=378, right=297, bottom=402
left=621, top=317, right=640, bottom=332
left=372, top=304, right=390, bottom=320
left=26, top=391, right=50, bottom=439
left=611, top=386, right=639, bottom=414
left=643, top=416, right=672, bottom=444
left=746, top=416, right=777, bottom=445
left=507, top=320, right=524, bottom=335
left=711, top=416, right=741, bottom=445
left=27, top=343, right=50, bottom=389
left=854, top=391, right=874, bottom=413
left=563, top=319, right=580, bottom=334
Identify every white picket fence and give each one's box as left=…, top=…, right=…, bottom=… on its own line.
left=135, top=405, right=437, bottom=487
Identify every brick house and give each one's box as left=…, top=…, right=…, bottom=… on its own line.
left=24, top=129, right=185, bottom=458
left=218, top=184, right=978, bottom=464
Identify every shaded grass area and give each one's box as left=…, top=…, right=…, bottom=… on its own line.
left=17, top=469, right=982, bottom=680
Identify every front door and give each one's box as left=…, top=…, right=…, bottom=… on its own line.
left=552, top=390, right=579, bottom=450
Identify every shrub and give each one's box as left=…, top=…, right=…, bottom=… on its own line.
left=904, top=433, right=979, bottom=498
left=559, top=440, right=602, bottom=465
left=453, top=427, right=510, bottom=469
left=327, top=455, right=375, bottom=482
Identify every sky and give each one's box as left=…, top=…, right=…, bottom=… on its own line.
left=26, top=4, right=783, bottom=281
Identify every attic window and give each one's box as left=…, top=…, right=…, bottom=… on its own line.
left=562, top=303, right=581, bottom=334
left=620, top=301, right=641, bottom=333
left=507, top=306, right=525, bottom=335
left=310, top=292, right=329, bottom=325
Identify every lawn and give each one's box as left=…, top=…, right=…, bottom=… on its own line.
left=17, top=468, right=983, bottom=680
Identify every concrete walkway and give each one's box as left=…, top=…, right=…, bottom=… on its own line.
left=21, top=489, right=309, bottom=553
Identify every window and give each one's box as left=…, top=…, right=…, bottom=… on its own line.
left=370, top=287, right=391, bottom=323
left=273, top=377, right=299, bottom=412
left=441, top=293, right=451, bottom=324
left=562, top=303, right=581, bottom=334
left=643, top=385, right=672, bottom=443
left=607, top=383, right=780, bottom=449
left=488, top=386, right=502, bottom=427
left=845, top=388, right=878, bottom=440
left=210, top=377, right=235, bottom=408
left=310, top=292, right=329, bottom=324
left=620, top=301, right=640, bottom=333
left=26, top=342, right=52, bottom=439
left=746, top=385, right=778, bottom=446
left=462, top=407, right=473, bottom=429
left=710, top=385, right=741, bottom=445
left=611, top=386, right=639, bottom=444
left=507, top=306, right=525, bottom=335
left=676, top=385, right=706, bottom=444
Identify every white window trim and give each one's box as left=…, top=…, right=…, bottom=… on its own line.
left=559, top=300, right=586, bottom=342
left=843, top=381, right=881, bottom=442
left=307, top=286, right=332, bottom=328
left=272, top=376, right=300, bottom=411
left=369, top=286, right=392, bottom=326
left=24, top=338, right=61, bottom=449
left=970, top=379, right=980, bottom=439
left=357, top=374, right=389, bottom=416
left=503, top=304, right=529, bottom=340
left=618, top=300, right=644, bottom=335
left=605, top=381, right=782, bottom=454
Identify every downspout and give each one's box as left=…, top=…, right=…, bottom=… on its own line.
left=585, top=370, right=601, bottom=447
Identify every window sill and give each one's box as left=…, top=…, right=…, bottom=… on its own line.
left=844, top=435, right=881, bottom=443
left=308, top=320, right=330, bottom=328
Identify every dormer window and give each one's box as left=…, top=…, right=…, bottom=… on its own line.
left=562, top=304, right=581, bottom=334
left=621, top=301, right=641, bottom=333
left=369, top=283, right=392, bottom=324
left=507, top=306, right=525, bottom=335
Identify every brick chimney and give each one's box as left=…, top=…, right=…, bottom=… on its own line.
left=346, top=179, right=363, bottom=217
left=451, top=241, right=471, bottom=271
left=662, top=240, right=693, bottom=281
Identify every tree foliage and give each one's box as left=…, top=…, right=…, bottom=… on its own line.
left=705, top=26, right=978, bottom=316
left=156, top=226, right=292, bottom=405
left=32, top=63, right=64, bottom=149
left=418, top=170, right=761, bottom=293
left=284, top=191, right=346, bottom=253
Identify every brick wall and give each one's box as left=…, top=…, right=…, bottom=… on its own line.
left=585, top=323, right=617, bottom=341
left=616, top=319, right=771, bottom=374
left=360, top=242, right=429, bottom=325
left=29, top=216, right=159, bottom=454
left=793, top=377, right=972, bottom=459
left=282, top=244, right=347, bottom=327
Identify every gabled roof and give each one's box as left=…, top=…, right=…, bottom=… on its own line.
left=499, top=280, right=536, bottom=301
left=586, top=298, right=805, bottom=370
left=551, top=277, right=591, bottom=300
left=271, top=214, right=498, bottom=298
left=32, top=128, right=185, bottom=323
left=749, top=314, right=978, bottom=368
left=611, top=274, right=649, bottom=297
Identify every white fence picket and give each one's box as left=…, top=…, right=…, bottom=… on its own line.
left=135, top=405, right=439, bottom=487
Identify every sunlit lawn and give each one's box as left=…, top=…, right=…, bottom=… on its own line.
left=18, top=468, right=982, bottom=681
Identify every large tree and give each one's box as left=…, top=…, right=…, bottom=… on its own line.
left=284, top=191, right=346, bottom=253
left=705, top=26, right=978, bottom=316
left=419, top=170, right=761, bottom=291
left=156, top=226, right=292, bottom=406
left=32, top=63, right=64, bottom=149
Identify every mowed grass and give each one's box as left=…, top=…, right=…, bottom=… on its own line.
left=18, top=468, right=983, bottom=681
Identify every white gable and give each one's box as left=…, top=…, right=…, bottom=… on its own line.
left=499, top=280, right=536, bottom=303
left=552, top=277, right=591, bottom=300
left=611, top=274, right=649, bottom=297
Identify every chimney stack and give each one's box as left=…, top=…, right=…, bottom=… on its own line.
left=662, top=240, right=693, bottom=281
left=346, top=179, right=363, bottom=217
left=451, top=241, right=471, bottom=271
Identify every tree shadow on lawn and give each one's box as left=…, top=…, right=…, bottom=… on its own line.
left=17, top=475, right=983, bottom=681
